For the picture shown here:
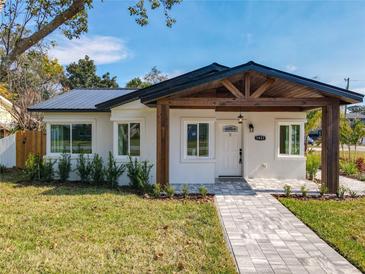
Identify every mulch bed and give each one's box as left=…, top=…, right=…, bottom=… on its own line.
left=273, top=193, right=365, bottom=201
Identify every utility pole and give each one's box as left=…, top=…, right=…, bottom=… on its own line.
left=344, top=77, right=350, bottom=118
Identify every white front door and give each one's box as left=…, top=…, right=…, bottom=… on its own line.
left=216, top=121, right=242, bottom=177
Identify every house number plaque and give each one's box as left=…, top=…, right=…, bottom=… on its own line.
left=255, top=135, right=266, bottom=141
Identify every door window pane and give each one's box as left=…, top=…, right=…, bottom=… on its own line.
left=291, top=125, right=300, bottom=155
left=130, top=123, right=140, bottom=156
left=187, top=124, right=197, bottom=156
left=199, top=123, right=209, bottom=157
left=72, top=124, right=92, bottom=154
left=279, top=125, right=289, bottom=154
left=51, top=125, right=70, bottom=153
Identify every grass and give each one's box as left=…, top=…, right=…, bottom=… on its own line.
left=0, top=172, right=236, bottom=273
left=279, top=197, right=365, bottom=272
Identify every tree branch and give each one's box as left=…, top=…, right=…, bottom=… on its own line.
left=7, top=0, right=86, bottom=63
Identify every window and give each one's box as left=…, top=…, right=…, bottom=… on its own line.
left=186, top=122, right=209, bottom=158
left=50, top=123, right=92, bottom=154
left=278, top=122, right=303, bottom=156
left=118, top=122, right=140, bottom=156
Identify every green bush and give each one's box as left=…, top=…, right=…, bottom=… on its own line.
left=336, top=186, right=347, bottom=199
left=349, top=189, right=357, bottom=198
left=199, top=185, right=208, bottom=198
left=104, top=152, right=125, bottom=188
left=76, top=154, right=92, bottom=183
left=126, top=156, right=153, bottom=192
left=319, top=184, right=328, bottom=197
left=165, top=185, right=175, bottom=198
left=58, top=154, right=71, bottom=181
left=90, top=154, right=104, bottom=185
left=25, top=153, right=42, bottom=181
left=152, top=183, right=161, bottom=198
left=306, top=153, right=320, bottom=180
left=283, top=184, right=292, bottom=197
left=300, top=185, right=308, bottom=197
left=42, top=158, right=55, bottom=181
left=340, top=161, right=358, bottom=176
left=181, top=184, right=189, bottom=198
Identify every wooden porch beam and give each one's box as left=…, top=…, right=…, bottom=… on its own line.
left=160, top=97, right=335, bottom=108
left=321, top=101, right=340, bottom=193
left=156, top=102, right=169, bottom=186
left=250, top=78, right=276, bottom=98
left=244, top=72, right=250, bottom=98
left=221, top=79, right=244, bottom=98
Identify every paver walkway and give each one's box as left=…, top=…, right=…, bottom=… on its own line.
left=213, top=180, right=360, bottom=274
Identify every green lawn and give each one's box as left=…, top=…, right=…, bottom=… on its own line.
left=0, top=173, right=236, bottom=273
left=279, top=197, right=365, bottom=272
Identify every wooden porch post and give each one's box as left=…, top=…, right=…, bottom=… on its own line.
left=156, top=102, right=169, bottom=186
left=321, top=101, right=340, bottom=193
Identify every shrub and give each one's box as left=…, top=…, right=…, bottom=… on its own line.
left=152, top=183, right=161, bottom=198
left=104, top=152, right=125, bottom=188
left=355, top=157, right=365, bottom=172
left=58, top=154, right=71, bottom=181
left=126, top=156, right=153, bottom=192
left=349, top=189, right=357, bottom=198
left=76, top=154, right=92, bottom=183
left=42, top=158, right=55, bottom=181
left=283, top=184, right=292, bottom=197
left=0, top=164, right=6, bottom=174
left=319, top=184, right=328, bottom=197
left=340, top=161, right=358, bottom=176
left=165, top=185, right=175, bottom=198
left=90, top=154, right=104, bottom=185
left=25, top=153, right=42, bottom=181
left=336, top=186, right=347, bottom=199
left=182, top=184, right=189, bottom=198
left=199, top=185, right=208, bottom=198
left=300, top=185, right=308, bottom=197
left=306, top=153, right=320, bottom=180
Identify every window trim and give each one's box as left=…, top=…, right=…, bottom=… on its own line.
left=181, top=119, right=215, bottom=162
left=276, top=120, right=305, bottom=159
left=113, top=119, right=144, bottom=160
left=46, top=120, right=95, bottom=157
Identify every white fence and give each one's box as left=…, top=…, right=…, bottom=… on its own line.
left=0, top=134, right=16, bottom=167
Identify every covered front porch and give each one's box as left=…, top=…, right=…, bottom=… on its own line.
left=148, top=62, right=362, bottom=193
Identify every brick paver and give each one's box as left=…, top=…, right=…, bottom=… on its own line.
left=213, top=180, right=360, bottom=274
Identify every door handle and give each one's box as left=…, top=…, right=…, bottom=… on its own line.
left=239, top=148, right=242, bottom=164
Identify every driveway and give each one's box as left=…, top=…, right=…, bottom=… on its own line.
left=214, top=180, right=360, bottom=274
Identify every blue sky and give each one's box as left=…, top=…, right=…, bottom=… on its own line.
left=49, top=1, right=365, bottom=93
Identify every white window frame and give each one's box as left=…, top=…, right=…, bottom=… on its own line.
left=181, top=119, right=215, bottom=161
left=113, top=119, right=144, bottom=160
left=46, top=120, right=96, bottom=157
left=276, top=120, right=305, bottom=159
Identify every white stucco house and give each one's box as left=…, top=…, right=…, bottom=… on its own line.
left=29, top=61, right=363, bottom=192
left=0, top=95, right=14, bottom=138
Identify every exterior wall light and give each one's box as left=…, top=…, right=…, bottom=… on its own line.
left=238, top=113, right=243, bottom=124
left=249, top=123, right=254, bottom=132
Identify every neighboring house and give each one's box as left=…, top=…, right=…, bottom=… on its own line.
left=29, top=61, right=363, bottom=192
left=346, top=112, right=365, bottom=122
left=0, top=95, right=14, bottom=138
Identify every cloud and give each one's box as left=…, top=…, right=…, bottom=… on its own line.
left=49, top=35, right=130, bottom=65
left=285, top=64, right=298, bottom=72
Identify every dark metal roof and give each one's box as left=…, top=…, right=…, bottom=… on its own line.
left=95, top=62, right=229, bottom=109
left=139, top=61, right=364, bottom=104
left=28, top=88, right=136, bottom=112
left=29, top=61, right=364, bottom=112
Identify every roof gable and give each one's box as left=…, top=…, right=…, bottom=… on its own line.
left=139, top=61, right=364, bottom=104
